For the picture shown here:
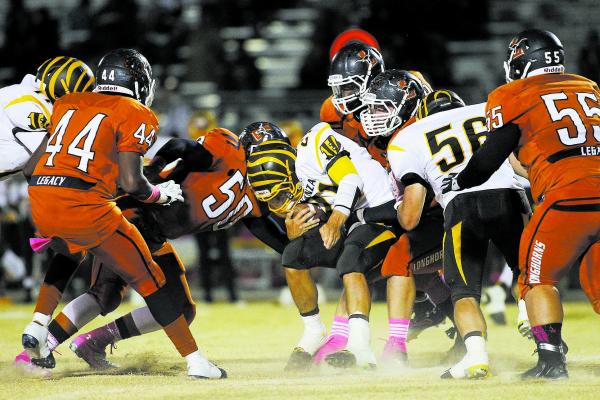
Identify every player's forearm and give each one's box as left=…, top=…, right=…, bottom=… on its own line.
left=397, top=183, right=427, bottom=231
left=360, top=200, right=397, bottom=224
left=243, top=216, right=289, bottom=254
left=118, top=152, right=154, bottom=200
left=456, top=123, right=521, bottom=189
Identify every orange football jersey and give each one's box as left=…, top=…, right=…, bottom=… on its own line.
left=156, top=128, right=263, bottom=238
left=33, top=92, right=158, bottom=199
left=486, top=73, right=600, bottom=202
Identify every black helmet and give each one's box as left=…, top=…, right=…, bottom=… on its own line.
left=504, top=29, right=564, bottom=82
left=239, top=121, right=290, bottom=157
left=36, top=56, right=95, bottom=102
left=246, top=140, right=302, bottom=215
left=95, top=49, right=156, bottom=106
left=328, top=42, right=384, bottom=115
left=416, top=89, right=465, bottom=120
left=360, top=70, right=424, bottom=137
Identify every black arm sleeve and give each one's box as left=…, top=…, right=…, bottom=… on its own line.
left=456, top=122, right=521, bottom=190
left=243, top=214, right=290, bottom=254
left=144, top=138, right=214, bottom=183
left=362, top=199, right=398, bottom=224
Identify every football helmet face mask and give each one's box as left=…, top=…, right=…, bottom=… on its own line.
left=36, top=56, right=95, bottom=102
left=328, top=43, right=384, bottom=115
left=246, top=140, right=303, bottom=216
left=94, top=48, right=156, bottom=106
left=503, top=29, right=565, bottom=83
left=360, top=70, right=424, bottom=137
left=239, top=121, right=290, bottom=157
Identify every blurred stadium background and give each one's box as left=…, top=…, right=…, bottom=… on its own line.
left=0, top=0, right=599, bottom=305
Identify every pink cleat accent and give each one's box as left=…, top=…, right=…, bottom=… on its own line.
left=313, top=334, right=348, bottom=364
left=13, top=351, right=52, bottom=378
left=381, top=336, right=408, bottom=366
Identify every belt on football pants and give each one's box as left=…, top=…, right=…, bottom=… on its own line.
left=30, top=175, right=96, bottom=190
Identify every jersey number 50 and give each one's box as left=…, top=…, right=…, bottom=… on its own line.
left=541, top=92, right=600, bottom=146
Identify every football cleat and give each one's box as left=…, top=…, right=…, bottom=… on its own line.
left=521, top=359, right=568, bottom=380
left=22, top=321, right=51, bottom=361
left=313, top=335, right=347, bottom=365
left=407, top=302, right=446, bottom=341
left=441, top=352, right=492, bottom=379
left=188, top=358, right=227, bottom=379
left=380, top=337, right=408, bottom=368
left=284, top=347, right=313, bottom=372
left=13, top=351, right=52, bottom=378
left=70, top=332, right=118, bottom=370
left=325, top=348, right=377, bottom=370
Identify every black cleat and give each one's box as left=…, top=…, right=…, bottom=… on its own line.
left=284, top=347, right=313, bottom=372
left=408, top=304, right=446, bottom=341
left=22, top=333, right=40, bottom=350
left=521, top=359, right=568, bottom=380
left=31, top=353, right=56, bottom=369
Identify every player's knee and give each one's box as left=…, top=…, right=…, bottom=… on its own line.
left=450, top=284, right=481, bottom=304
left=282, top=238, right=312, bottom=270
left=183, top=301, right=196, bottom=325
left=336, top=243, right=368, bottom=276
left=143, top=287, right=180, bottom=327
left=88, top=283, right=126, bottom=315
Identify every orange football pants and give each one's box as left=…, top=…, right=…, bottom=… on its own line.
left=518, top=178, right=600, bottom=313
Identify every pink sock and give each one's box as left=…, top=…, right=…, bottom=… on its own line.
left=330, top=316, right=349, bottom=337
left=388, top=318, right=410, bottom=352
left=313, top=316, right=348, bottom=364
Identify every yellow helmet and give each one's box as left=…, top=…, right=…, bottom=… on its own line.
left=36, top=56, right=95, bottom=102
left=246, top=140, right=303, bottom=215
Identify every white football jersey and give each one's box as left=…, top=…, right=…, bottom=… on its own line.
left=388, top=103, right=522, bottom=209
left=296, top=122, right=393, bottom=211
left=0, top=74, right=51, bottom=178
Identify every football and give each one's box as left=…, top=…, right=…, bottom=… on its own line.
left=293, top=202, right=329, bottom=222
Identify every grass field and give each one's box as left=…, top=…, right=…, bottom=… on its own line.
left=1, top=301, right=600, bottom=399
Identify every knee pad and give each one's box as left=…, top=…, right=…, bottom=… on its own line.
left=183, top=302, right=196, bottom=325
left=143, top=286, right=182, bottom=327
left=450, top=284, right=482, bottom=304
left=336, top=243, right=368, bottom=276
left=282, top=232, right=333, bottom=270
left=87, top=262, right=127, bottom=315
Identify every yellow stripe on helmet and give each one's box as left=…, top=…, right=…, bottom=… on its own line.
left=48, top=57, right=76, bottom=100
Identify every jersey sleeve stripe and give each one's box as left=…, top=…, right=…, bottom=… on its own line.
left=5, top=95, right=51, bottom=120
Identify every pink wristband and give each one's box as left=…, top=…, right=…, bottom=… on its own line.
left=142, top=185, right=161, bottom=203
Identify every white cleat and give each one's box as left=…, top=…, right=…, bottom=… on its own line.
left=22, top=321, right=51, bottom=360
left=441, top=352, right=491, bottom=379
left=187, top=357, right=227, bottom=379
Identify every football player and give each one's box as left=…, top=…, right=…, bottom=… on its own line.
left=22, top=48, right=227, bottom=379
left=382, top=84, right=527, bottom=379
left=317, top=42, right=456, bottom=366
left=442, top=29, right=600, bottom=379
left=0, top=56, right=94, bottom=179
left=16, top=122, right=293, bottom=372
left=247, top=126, right=397, bottom=370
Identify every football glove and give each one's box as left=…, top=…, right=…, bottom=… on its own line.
left=156, top=180, right=184, bottom=205
left=441, top=173, right=461, bottom=194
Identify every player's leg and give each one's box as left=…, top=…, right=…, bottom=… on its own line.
left=379, top=234, right=414, bottom=366
left=71, top=242, right=197, bottom=369
left=441, top=218, right=490, bottom=379
left=18, top=251, right=83, bottom=370
left=313, top=292, right=349, bottom=364
left=280, top=228, right=339, bottom=370
left=91, top=218, right=224, bottom=379
left=519, top=197, right=600, bottom=379
left=326, top=224, right=396, bottom=369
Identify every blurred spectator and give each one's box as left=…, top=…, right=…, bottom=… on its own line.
left=188, top=110, right=218, bottom=140
left=194, top=230, right=239, bottom=303
left=579, top=30, right=600, bottom=84
left=67, top=0, right=93, bottom=31
left=278, top=119, right=304, bottom=147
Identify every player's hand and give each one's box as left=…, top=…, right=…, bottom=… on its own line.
left=285, top=206, right=320, bottom=240
left=441, top=173, right=461, bottom=194
left=320, top=210, right=347, bottom=249
left=156, top=180, right=184, bottom=205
